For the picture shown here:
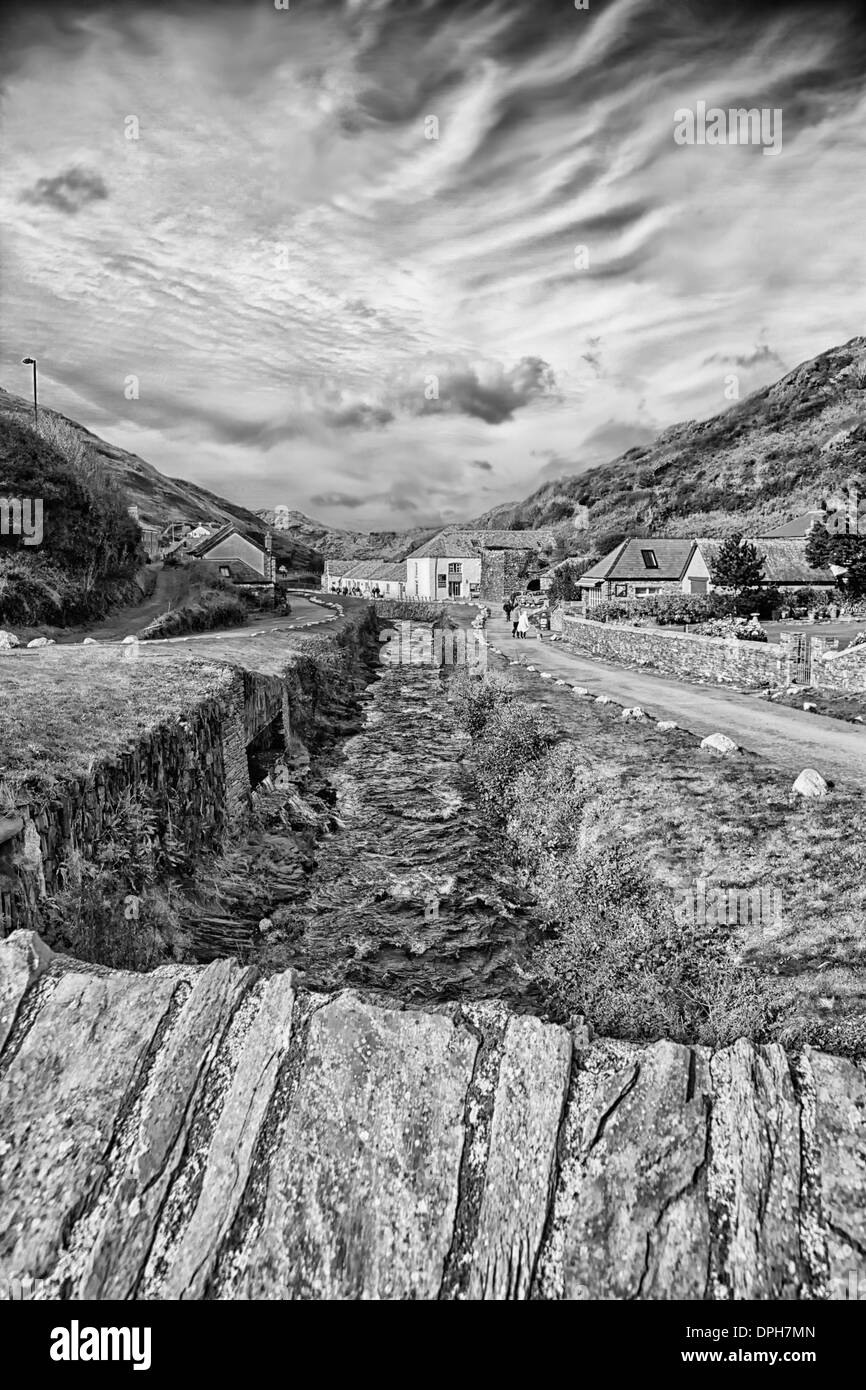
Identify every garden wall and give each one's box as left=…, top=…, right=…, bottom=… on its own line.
left=814, top=643, right=866, bottom=693
left=555, top=612, right=784, bottom=686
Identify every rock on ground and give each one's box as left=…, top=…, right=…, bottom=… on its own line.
left=793, top=768, right=830, bottom=798
left=701, top=732, right=739, bottom=755
left=0, top=931, right=863, bottom=1301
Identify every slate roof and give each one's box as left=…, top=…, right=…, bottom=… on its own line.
left=199, top=558, right=268, bottom=585
left=406, top=529, right=556, bottom=559
left=578, top=539, right=696, bottom=585
left=325, top=559, right=405, bottom=582
left=696, top=538, right=836, bottom=585
left=760, top=509, right=854, bottom=538
left=186, top=524, right=268, bottom=559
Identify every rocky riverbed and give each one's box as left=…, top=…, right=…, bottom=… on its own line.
left=205, top=662, right=542, bottom=1003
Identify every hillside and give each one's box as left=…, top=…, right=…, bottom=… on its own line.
left=0, top=388, right=321, bottom=573
left=257, top=506, right=439, bottom=561
left=469, top=337, right=866, bottom=545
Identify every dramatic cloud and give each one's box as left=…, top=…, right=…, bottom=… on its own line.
left=20, top=165, right=107, bottom=214
left=401, top=356, right=556, bottom=425
left=1, top=0, right=864, bottom=527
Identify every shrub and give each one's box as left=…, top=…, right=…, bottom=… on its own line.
left=139, top=586, right=254, bottom=639
left=41, top=793, right=192, bottom=969
left=449, top=669, right=515, bottom=738
left=471, top=701, right=557, bottom=823
left=691, top=615, right=768, bottom=642
left=529, top=836, right=778, bottom=1046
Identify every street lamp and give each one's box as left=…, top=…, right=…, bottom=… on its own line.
left=21, top=357, right=38, bottom=429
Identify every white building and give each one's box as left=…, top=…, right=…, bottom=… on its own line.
left=405, top=529, right=557, bottom=601
left=324, top=558, right=405, bottom=597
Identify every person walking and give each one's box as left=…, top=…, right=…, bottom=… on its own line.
left=503, top=597, right=513, bottom=624
left=511, top=605, right=521, bottom=638
left=516, top=608, right=529, bottom=640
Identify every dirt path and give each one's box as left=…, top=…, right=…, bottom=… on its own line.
left=487, top=618, right=866, bottom=786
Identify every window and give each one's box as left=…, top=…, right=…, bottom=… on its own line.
left=612, top=582, right=628, bottom=597
left=219, top=565, right=231, bottom=577
left=448, top=562, right=462, bottom=576
left=641, top=549, right=659, bottom=569
left=634, top=585, right=661, bottom=596
left=437, top=572, right=447, bottom=589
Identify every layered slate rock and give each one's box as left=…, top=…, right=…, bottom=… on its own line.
left=0, top=932, right=863, bottom=1301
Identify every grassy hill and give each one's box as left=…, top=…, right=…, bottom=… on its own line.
left=468, top=337, right=866, bottom=546
left=0, top=388, right=321, bottom=574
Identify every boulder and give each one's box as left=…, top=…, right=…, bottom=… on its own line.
left=802, top=702, right=817, bottom=712
left=657, top=720, right=678, bottom=731
left=122, top=635, right=140, bottom=644
left=621, top=707, right=645, bottom=722
left=792, top=768, right=829, bottom=799
left=26, top=637, right=55, bottom=648
left=594, top=695, right=611, bottom=705
left=572, top=686, right=589, bottom=696
left=700, top=733, right=739, bottom=756
left=82, top=638, right=98, bottom=645
left=0, top=629, right=20, bottom=651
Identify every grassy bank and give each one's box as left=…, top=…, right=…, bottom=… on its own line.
left=450, top=668, right=865, bottom=1056
left=0, top=649, right=233, bottom=807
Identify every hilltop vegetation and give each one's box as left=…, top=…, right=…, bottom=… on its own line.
left=0, top=415, right=143, bottom=626
left=0, top=387, right=321, bottom=576
left=469, top=337, right=866, bottom=544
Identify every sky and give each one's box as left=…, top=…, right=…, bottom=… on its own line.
left=1, top=0, right=865, bottom=530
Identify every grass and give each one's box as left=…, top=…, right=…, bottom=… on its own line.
left=456, top=665, right=866, bottom=1055
left=0, top=648, right=233, bottom=803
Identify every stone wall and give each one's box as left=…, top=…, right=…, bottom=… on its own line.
left=480, top=548, right=541, bottom=603
left=1, top=693, right=235, bottom=935
left=1, top=931, right=862, bottom=1301
left=814, top=643, right=866, bottom=693
left=1, top=609, right=379, bottom=938
left=556, top=612, right=784, bottom=687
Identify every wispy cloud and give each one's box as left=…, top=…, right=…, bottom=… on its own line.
left=1, top=0, right=864, bottom=527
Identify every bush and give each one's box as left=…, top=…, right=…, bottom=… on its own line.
left=140, top=586, right=254, bottom=639
left=449, top=669, right=515, bottom=738
left=691, top=615, right=768, bottom=642
left=471, top=701, right=557, bottom=823
left=529, top=834, right=778, bottom=1046
left=0, top=414, right=142, bottom=623
left=41, top=793, right=192, bottom=969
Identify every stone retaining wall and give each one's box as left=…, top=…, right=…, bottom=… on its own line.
left=556, top=612, right=784, bottom=687
left=1, top=609, right=378, bottom=937
left=815, top=643, right=866, bottom=693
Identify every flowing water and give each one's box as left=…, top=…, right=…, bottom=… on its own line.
left=285, top=665, right=542, bottom=1004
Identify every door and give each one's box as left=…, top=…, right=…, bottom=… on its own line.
left=448, top=580, right=462, bottom=598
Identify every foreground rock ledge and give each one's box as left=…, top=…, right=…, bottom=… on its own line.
left=0, top=932, right=863, bottom=1301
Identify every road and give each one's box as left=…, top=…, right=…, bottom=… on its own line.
left=487, top=618, right=866, bottom=786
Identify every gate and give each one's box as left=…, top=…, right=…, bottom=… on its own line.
left=790, top=633, right=812, bottom=685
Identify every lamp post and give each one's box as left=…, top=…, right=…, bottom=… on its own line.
left=21, top=357, right=38, bottom=429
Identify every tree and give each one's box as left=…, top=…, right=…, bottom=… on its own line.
left=549, top=558, right=595, bottom=600
left=805, top=522, right=833, bottom=571
left=709, top=533, right=765, bottom=603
